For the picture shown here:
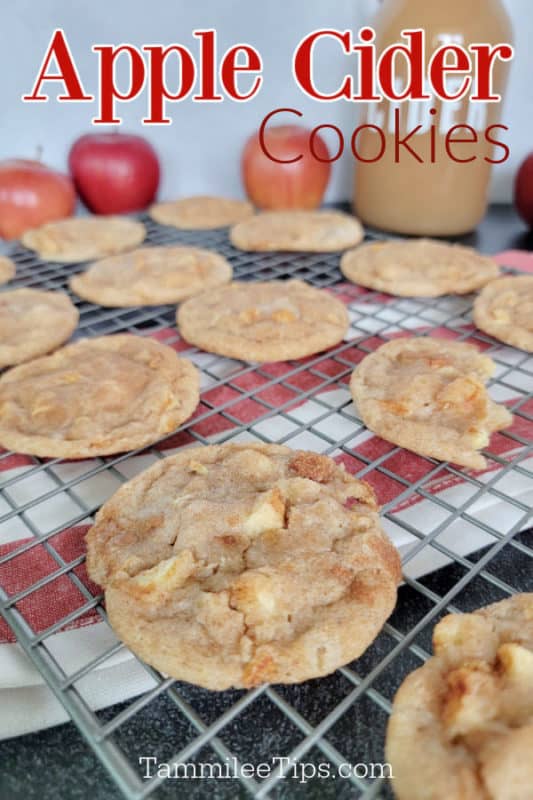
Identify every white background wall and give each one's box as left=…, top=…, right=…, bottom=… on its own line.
left=1, top=0, right=531, bottom=203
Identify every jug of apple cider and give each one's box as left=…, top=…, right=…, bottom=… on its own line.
left=353, top=0, right=513, bottom=235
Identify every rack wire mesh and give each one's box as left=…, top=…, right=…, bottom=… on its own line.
left=0, top=213, right=531, bottom=799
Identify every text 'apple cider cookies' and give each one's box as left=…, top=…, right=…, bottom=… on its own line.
left=21, top=216, right=145, bottom=263
left=0, top=334, right=199, bottom=458
left=0, top=256, right=15, bottom=285
left=70, top=246, right=232, bottom=307
left=176, top=279, right=349, bottom=362
left=386, top=594, right=533, bottom=800
left=85, top=444, right=401, bottom=690
left=0, top=288, right=79, bottom=368
left=474, top=274, right=533, bottom=352
left=230, top=210, right=364, bottom=252
left=340, top=239, right=500, bottom=297
left=149, top=196, right=254, bottom=229
left=350, top=337, right=513, bottom=470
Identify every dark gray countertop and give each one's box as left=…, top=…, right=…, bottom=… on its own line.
left=1, top=204, right=532, bottom=800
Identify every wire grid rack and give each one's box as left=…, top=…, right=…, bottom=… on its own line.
left=0, top=213, right=531, bottom=800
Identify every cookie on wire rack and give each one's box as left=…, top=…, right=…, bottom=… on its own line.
left=177, top=279, right=349, bottom=362
left=473, top=274, right=533, bottom=352
left=340, top=239, right=500, bottom=297
left=70, top=245, right=233, bottom=307
left=0, top=288, right=78, bottom=368
left=150, top=195, right=254, bottom=230
left=86, top=444, right=401, bottom=690
left=0, top=334, right=199, bottom=458
left=386, top=593, right=533, bottom=800
left=350, top=337, right=513, bottom=470
left=230, top=209, right=364, bottom=252
left=0, top=255, right=15, bottom=285
left=21, top=216, right=145, bottom=263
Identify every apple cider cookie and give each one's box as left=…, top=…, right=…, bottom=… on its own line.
left=70, top=245, right=232, bottom=307
left=0, top=256, right=15, bottom=285
left=474, top=274, right=533, bottom=352
left=149, top=196, right=254, bottom=229
left=0, top=289, right=79, bottom=368
left=386, top=593, right=533, bottom=800
left=21, top=216, right=145, bottom=263
left=85, top=444, right=401, bottom=690
left=0, top=334, right=199, bottom=458
left=350, top=337, right=513, bottom=470
left=176, top=279, right=349, bottom=362
left=340, top=239, right=500, bottom=297
left=230, top=210, right=364, bottom=252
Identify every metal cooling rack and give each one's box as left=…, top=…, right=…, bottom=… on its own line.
left=0, top=213, right=532, bottom=800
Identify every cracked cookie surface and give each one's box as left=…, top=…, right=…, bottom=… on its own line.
left=340, top=239, right=499, bottom=297
left=350, top=337, right=513, bottom=470
left=474, top=275, right=533, bottom=352
left=21, top=216, right=145, bottom=263
left=0, top=334, right=199, bottom=458
left=386, top=594, right=533, bottom=800
left=177, top=279, right=349, bottom=362
left=150, top=196, right=254, bottom=230
left=86, top=443, right=401, bottom=689
left=230, top=210, right=364, bottom=252
left=0, top=256, right=15, bottom=285
left=0, top=288, right=79, bottom=367
left=70, top=245, right=232, bottom=307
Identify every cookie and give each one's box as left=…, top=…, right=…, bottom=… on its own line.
left=177, top=279, right=349, bottom=362
left=474, top=275, right=533, bottom=352
left=386, top=594, right=533, bottom=800
left=0, top=289, right=79, bottom=368
left=350, top=337, right=513, bottom=469
left=340, top=239, right=500, bottom=297
left=70, top=245, right=232, bottom=307
left=150, top=196, right=254, bottom=230
left=230, top=210, right=364, bottom=252
left=21, top=216, right=146, bottom=263
left=0, top=334, right=199, bottom=458
left=86, top=444, right=401, bottom=690
left=0, top=256, right=15, bottom=285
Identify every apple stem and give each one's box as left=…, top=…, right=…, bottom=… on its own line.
left=35, top=145, right=43, bottom=162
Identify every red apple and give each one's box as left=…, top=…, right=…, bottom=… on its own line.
left=514, top=153, right=533, bottom=228
left=242, top=124, right=331, bottom=210
left=69, top=133, right=160, bottom=214
left=0, top=159, right=76, bottom=240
